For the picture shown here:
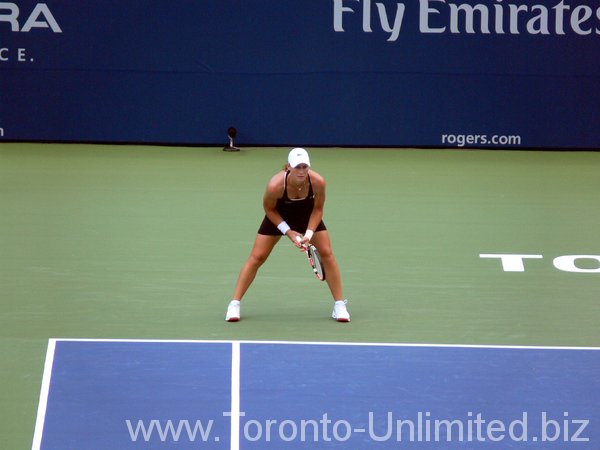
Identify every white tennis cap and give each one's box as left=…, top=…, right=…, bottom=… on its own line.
left=288, top=148, right=311, bottom=168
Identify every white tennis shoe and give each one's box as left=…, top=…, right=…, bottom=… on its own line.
left=225, top=300, right=241, bottom=322
left=332, top=300, right=351, bottom=322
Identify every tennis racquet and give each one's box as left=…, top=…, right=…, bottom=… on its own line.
left=295, top=236, right=325, bottom=281
left=305, top=243, right=325, bottom=281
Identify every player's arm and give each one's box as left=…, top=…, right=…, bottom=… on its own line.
left=303, top=172, right=326, bottom=244
left=263, top=173, right=303, bottom=246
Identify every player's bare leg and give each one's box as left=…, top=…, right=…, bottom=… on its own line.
left=310, top=231, right=343, bottom=300
left=311, top=231, right=350, bottom=321
left=226, top=234, right=280, bottom=321
left=233, top=234, right=280, bottom=301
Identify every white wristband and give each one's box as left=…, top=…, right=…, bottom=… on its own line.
left=304, top=229, right=314, bottom=241
left=277, top=221, right=291, bottom=235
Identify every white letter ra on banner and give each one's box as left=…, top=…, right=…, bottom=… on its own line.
left=0, top=3, right=62, bottom=33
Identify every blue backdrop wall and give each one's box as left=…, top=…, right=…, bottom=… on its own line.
left=1, top=0, right=599, bottom=148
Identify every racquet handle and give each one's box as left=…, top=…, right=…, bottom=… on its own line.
left=295, top=235, right=307, bottom=250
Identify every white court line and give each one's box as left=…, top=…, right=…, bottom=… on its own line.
left=230, top=341, right=241, bottom=450
left=31, top=338, right=57, bottom=450
left=49, top=337, right=600, bottom=351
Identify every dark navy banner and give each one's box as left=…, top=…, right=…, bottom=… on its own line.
left=1, top=1, right=599, bottom=148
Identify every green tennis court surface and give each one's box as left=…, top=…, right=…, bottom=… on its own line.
left=1, top=143, right=599, bottom=448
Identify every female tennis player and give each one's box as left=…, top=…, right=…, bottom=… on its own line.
left=226, top=148, right=350, bottom=322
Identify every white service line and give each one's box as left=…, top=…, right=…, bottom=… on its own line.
left=230, top=341, right=241, bottom=450
left=31, top=339, right=57, bottom=450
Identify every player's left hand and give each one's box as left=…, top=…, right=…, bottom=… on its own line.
left=294, top=234, right=308, bottom=249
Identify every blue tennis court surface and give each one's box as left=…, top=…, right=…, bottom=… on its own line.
left=33, top=340, right=599, bottom=449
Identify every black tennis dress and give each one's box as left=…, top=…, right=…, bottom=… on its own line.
left=258, top=170, right=327, bottom=235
